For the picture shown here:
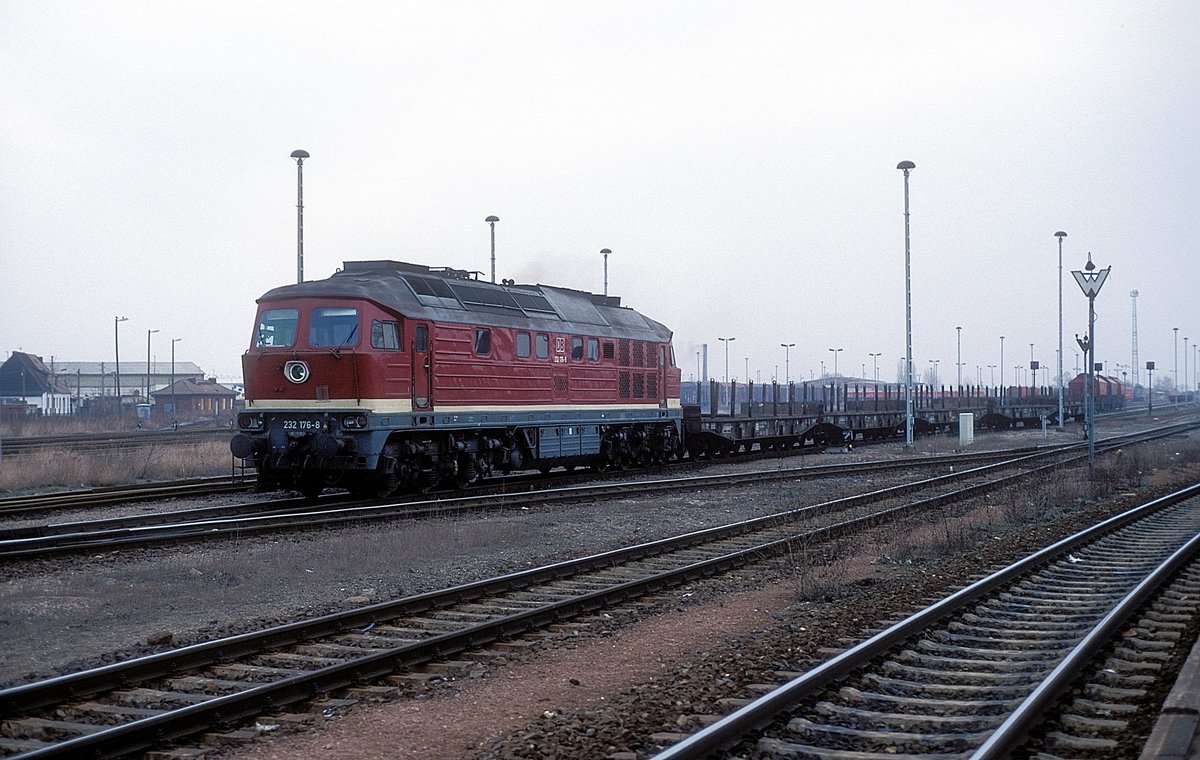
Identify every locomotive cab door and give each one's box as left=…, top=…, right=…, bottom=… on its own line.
left=412, top=323, right=432, bottom=409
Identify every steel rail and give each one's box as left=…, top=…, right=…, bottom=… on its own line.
left=0, top=436, right=1027, bottom=523
left=5, top=422, right=1190, bottom=561
left=0, top=447, right=1029, bottom=539
left=0, top=443, right=1072, bottom=561
left=0, top=441, right=1111, bottom=713
left=0, top=442, right=1124, bottom=757
left=970, top=528, right=1200, bottom=759
left=0, top=477, right=256, bottom=518
left=4, top=410, right=1187, bottom=521
left=649, top=482, right=1200, bottom=760
left=0, top=428, right=230, bottom=455
left=1, top=458, right=1036, bottom=713
left=4, top=445, right=1193, bottom=757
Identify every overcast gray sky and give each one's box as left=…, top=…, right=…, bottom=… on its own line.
left=3, top=1, right=1197, bottom=389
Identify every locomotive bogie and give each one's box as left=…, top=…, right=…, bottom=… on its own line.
left=235, top=409, right=683, bottom=497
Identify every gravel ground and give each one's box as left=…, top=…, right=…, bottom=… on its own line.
left=1, top=419, right=1196, bottom=759
left=228, top=458, right=1200, bottom=760
left=1, top=439, right=968, bottom=685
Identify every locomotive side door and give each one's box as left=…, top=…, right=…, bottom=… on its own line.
left=552, top=334, right=569, bottom=402
left=411, top=322, right=432, bottom=409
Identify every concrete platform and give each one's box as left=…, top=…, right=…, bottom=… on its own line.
left=1140, top=632, right=1200, bottom=760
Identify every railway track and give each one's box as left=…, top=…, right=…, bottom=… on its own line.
left=0, top=427, right=230, bottom=457
left=0, top=432, right=1162, bottom=561
left=0, top=423, right=1002, bottom=519
left=0, top=432, right=983, bottom=519
left=0, top=477, right=256, bottom=518
left=0, top=428, right=1191, bottom=757
left=4, top=407, right=1190, bottom=521
left=650, top=484, right=1200, bottom=760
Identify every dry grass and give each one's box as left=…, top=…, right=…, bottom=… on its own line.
left=0, top=442, right=234, bottom=492
left=770, top=534, right=874, bottom=604
left=1, top=415, right=155, bottom=437
left=1, top=413, right=236, bottom=492
left=754, top=434, right=1200, bottom=603
left=881, top=434, right=1200, bottom=568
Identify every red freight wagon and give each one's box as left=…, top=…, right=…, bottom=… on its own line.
left=1067, top=373, right=1126, bottom=413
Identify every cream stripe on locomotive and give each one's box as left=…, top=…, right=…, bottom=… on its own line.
left=436, top=399, right=683, bottom=413
left=246, top=398, right=416, bottom=413
left=247, top=398, right=682, bottom=413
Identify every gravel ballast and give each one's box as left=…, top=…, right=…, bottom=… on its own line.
left=1, top=423, right=1196, bottom=759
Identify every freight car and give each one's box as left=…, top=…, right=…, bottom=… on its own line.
left=681, top=377, right=1085, bottom=455
left=1067, top=373, right=1126, bottom=413
left=230, top=261, right=683, bottom=497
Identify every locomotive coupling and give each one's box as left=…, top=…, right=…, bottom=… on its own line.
left=229, top=433, right=257, bottom=460
left=310, top=432, right=342, bottom=459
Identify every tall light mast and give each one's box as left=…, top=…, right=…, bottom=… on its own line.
left=1130, top=290, right=1140, bottom=387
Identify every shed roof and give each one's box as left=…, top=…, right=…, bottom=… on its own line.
left=153, top=377, right=239, bottom=398
left=52, top=361, right=206, bottom=377
left=0, top=352, right=74, bottom=396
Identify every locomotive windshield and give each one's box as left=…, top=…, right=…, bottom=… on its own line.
left=255, top=308, right=298, bottom=348
left=309, top=307, right=360, bottom=347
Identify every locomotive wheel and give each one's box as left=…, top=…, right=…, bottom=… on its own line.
left=418, top=471, right=439, bottom=493
left=297, top=476, right=325, bottom=502
left=372, top=483, right=398, bottom=499
left=455, top=457, right=479, bottom=488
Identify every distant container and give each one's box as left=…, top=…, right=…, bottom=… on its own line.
left=958, top=413, right=974, bottom=446
left=136, top=403, right=152, bottom=421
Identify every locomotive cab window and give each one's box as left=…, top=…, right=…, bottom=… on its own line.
left=571, top=336, right=584, bottom=360
left=517, top=331, right=531, bottom=358
left=588, top=338, right=599, bottom=362
left=255, top=308, right=298, bottom=348
left=371, top=320, right=401, bottom=350
left=474, top=328, right=492, bottom=356
left=535, top=333, right=550, bottom=359
left=413, top=324, right=429, bottom=352
left=309, top=307, right=360, bottom=347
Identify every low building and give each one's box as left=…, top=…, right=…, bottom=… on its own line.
left=51, top=360, right=205, bottom=402
left=0, top=352, right=75, bottom=416
left=1, top=350, right=222, bottom=417
left=153, top=377, right=239, bottom=418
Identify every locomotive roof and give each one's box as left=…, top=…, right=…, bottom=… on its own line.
left=257, top=260, right=674, bottom=342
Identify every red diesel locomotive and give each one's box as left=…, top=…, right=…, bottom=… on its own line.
left=230, top=260, right=683, bottom=497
